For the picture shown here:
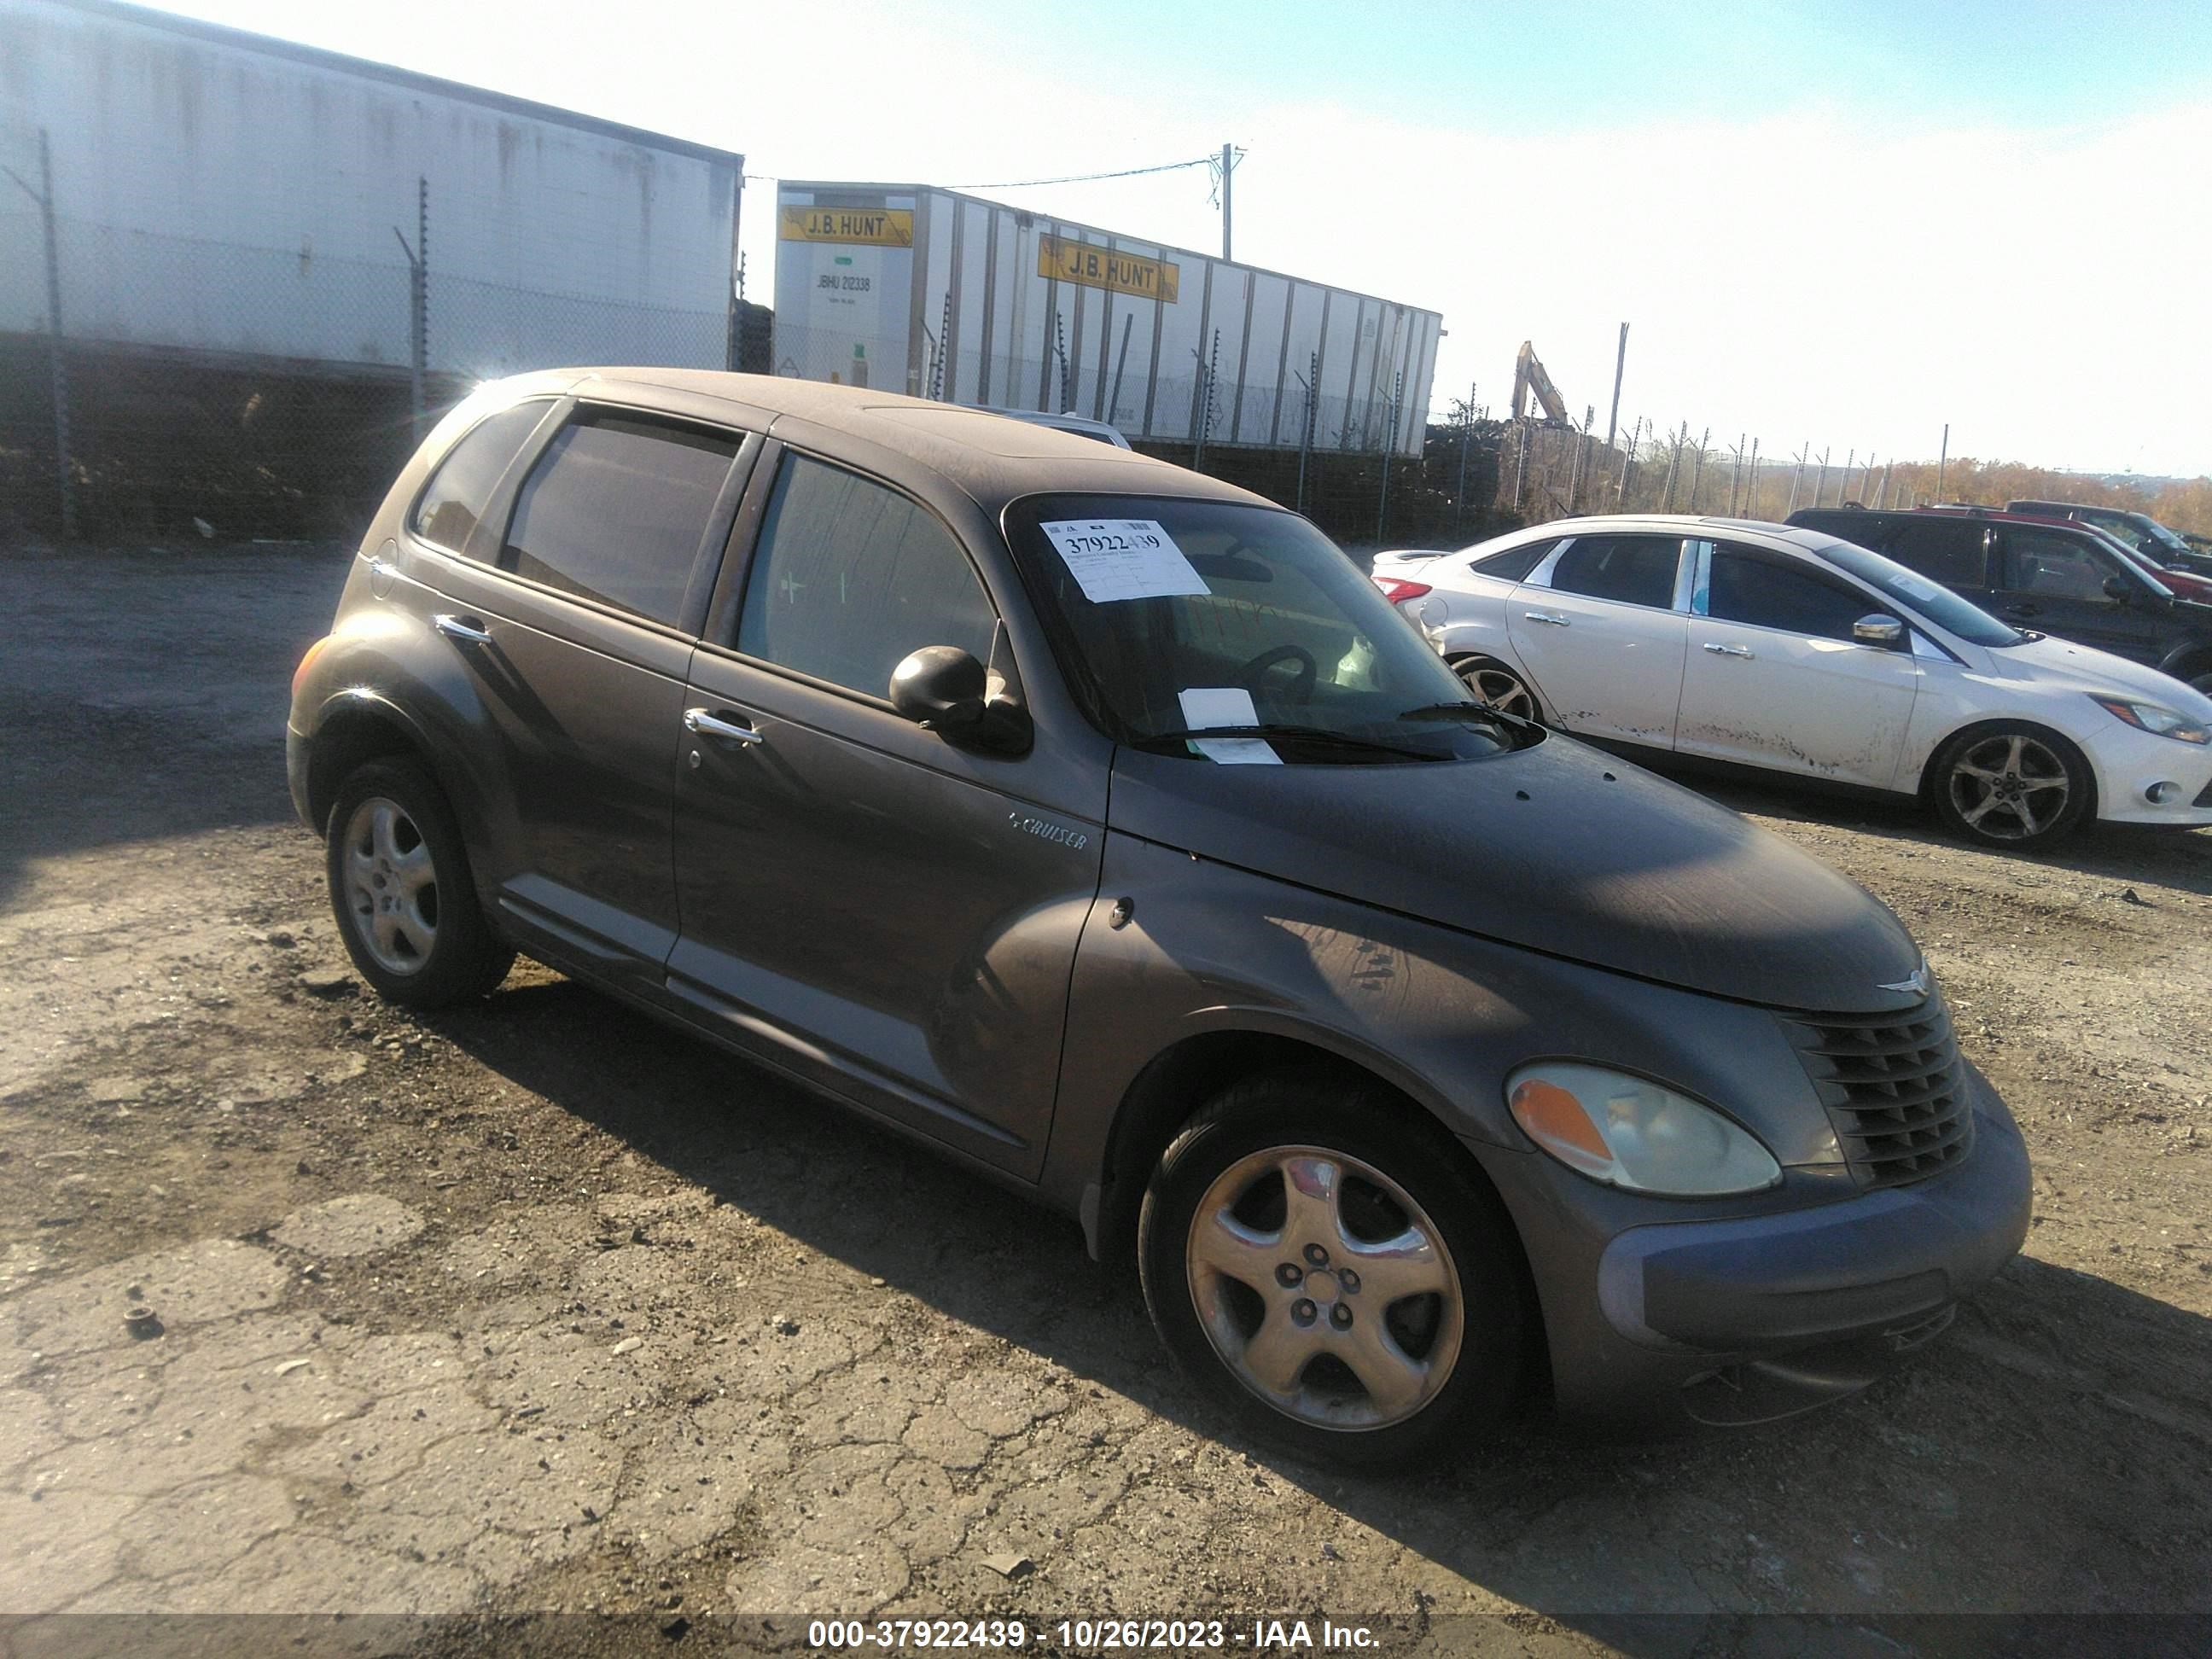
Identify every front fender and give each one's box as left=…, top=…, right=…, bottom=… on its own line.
left=1039, top=830, right=1842, bottom=1229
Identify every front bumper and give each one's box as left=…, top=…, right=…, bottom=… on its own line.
left=2085, top=717, right=2212, bottom=825
left=1471, top=1061, right=2032, bottom=1427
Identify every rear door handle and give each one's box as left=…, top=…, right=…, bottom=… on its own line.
left=1702, top=642, right=1754, bottom=658
left=684, top=707, right=765, bottom=746
left=1522, top=610, right=1569, bottom=626
left=433, top=614, right=492, bottom=644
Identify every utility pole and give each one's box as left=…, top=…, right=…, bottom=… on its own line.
left=1220, top=143, right=1233, bottom=262
left=1746, top=437, right=1760, bottom=518
left=1604, top=322, right=1628, bottom=452
left=1936, top=422, right=1949, bottom=499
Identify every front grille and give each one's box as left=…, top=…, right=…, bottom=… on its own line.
left=1779, top=995, right=1974, bottom=1190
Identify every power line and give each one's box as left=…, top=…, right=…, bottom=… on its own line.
left=940, top=154, right=1226, bottom=190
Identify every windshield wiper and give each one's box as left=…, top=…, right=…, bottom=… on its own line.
left=1395, top=700, right=1543, bottom=736
left=1132, top=724, right=1443, bottom=761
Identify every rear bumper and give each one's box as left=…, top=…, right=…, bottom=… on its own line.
left=285, top=723, right=317, bottom=833
left=1472, top=1061, right=2031, bottom=1428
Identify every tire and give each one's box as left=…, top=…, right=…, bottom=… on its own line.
left=1927, top=724, right=2093, bottom=850
left=324, top=757, right=514, bottom=1007
left=1137, top=1070, right=1533, bottom=1468
left=1447, top=655, right=1542, bottom=722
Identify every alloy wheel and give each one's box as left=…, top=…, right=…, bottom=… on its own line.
left=1185, top=1145, right=1464, bottom=1432
left=1945, top=732, right=2071, bottom=841
left=340, top=795, right=440, bottom=975
left=1453, top=661, right=1538, bottom=721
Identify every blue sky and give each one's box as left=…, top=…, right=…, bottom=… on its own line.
left=146, top=0, right=2212, bottom=473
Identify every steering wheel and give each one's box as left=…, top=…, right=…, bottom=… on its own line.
left=1234, top=643, right=1318, bottom=708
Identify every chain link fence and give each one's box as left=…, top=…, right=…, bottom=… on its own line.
left=1, top=132, right=734, bottom=542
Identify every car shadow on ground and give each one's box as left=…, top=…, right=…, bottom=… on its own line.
left=420, top=975, right=2212, bottom=1643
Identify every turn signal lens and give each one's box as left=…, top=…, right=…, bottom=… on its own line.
left=2092, top=695, right=2208, bottom=744
left=1507, top=1062, right=1782, bottom=1196
left=1372, top=577, right=1433, bottom=604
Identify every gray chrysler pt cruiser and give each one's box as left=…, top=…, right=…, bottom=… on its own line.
left=288, top=371, right=2031, bottom=1464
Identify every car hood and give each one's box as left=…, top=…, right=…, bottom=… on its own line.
left=1108, top=732, right=1925, bottom=1015
left=1998, top=634, right=2212, bottom=716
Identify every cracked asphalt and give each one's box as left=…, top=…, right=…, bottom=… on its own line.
left=2, top=541, right=2209, bottom=1653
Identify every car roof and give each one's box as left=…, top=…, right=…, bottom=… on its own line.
left=506, top=367, right=1256, bottom=516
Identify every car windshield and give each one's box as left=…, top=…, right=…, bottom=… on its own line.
left=2128, top=514, right=2192, bottom=554
left=1809, top=537, right=2026, bottom=647
left=1003, top=494, right=1525, bottom=763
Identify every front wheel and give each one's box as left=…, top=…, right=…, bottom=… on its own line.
left=1138, top=1072, right=1533, bottom=1467
left=1928, top=725, right=2092, bottom=849
left=325, top=757, right=514, bottom=1006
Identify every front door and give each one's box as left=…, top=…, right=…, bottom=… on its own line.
left=1505, top=532, right=1689, bottom=747
left=1991, top=527, right=2150, bottom=664
left=667, top=451, right=1105, bottom=1178
left=1674, top=541, right=1920, bottom=789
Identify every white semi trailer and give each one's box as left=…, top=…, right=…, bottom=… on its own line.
left=0, top=0, right=744, bottom=379
left=773, top=180, right=1441, bottom=459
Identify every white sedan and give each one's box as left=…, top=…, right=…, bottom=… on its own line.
left=1373, top=515, right=2212, bottom=848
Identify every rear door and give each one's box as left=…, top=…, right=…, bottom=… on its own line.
left=408, top=401, right=752, bottom=994
left=666, top=446, right=1105, bottom=1179
left=1505, top=533, right=1689, bottom=746
left=1674, top=541, right=1920, bottom=789
left=1990, top=526, right=2150, bottom=662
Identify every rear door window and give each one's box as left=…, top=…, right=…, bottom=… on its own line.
left=1545, top=534, right=1682, bottom=608
left=1706, top=547, right=1890, bottom=643
left=1883, top=521, right=1991, bottom=588
left=500, top=409, right=739, bottom=627
left=735, top=454, right=998, bottom=701
left=410, top=401, right=551, bottom=555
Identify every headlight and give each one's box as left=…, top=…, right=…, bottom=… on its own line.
left=1506, top=1062, right=1782, bottom=1196
left=2093, top=695, right=2209, bottom=744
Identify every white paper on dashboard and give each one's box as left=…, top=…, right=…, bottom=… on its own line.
left=1176, top=686, right=1281, bottom=765
left=1039, top=519, right=1209, bottom=603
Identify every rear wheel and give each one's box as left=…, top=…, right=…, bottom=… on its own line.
left=1138, top=1071, right=1532, bottom=1467
left=325, top=758, right=513, bottom=1006
left=1447, top=655, right=1542, bottom=722
left=1928, top=725, right=2092, bottom=850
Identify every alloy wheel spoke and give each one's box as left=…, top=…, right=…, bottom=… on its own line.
left=1238, top=1311, right=1323, bottom=1400
left=1955, top=762, right=2005, bottom=783
left=1278, top=1155, right=1343, bottom=1257
left=2003, top=736, right=2026, bottom=774
left=1339, top=1318, right=1428, bottom=1420
left=370, top=802, right=400, bottom=864
left=1190, top=1208, right=1284, bottom=1294
left=392, top=841, right=436, bottom=896
left=1961, top=792, right=2001, bottom=825
left=393, top=907, right=436, bottom=959
left=370, top=910, right=402, bottom=957
left=1342, top=1225, right=1450, bottom=1304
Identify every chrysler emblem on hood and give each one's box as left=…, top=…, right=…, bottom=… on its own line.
left=1878, top=965, right=1930, bottom=997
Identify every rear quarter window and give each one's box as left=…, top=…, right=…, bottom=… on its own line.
left=410, top=401, right=553, bottom=555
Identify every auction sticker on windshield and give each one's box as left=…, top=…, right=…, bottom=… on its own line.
left=1040, top=519, right=1208, bottom=604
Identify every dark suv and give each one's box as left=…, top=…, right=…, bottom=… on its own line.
left=1789, top=506, right=2212, bottom=694
left=2005, top=500, right=2212, bottom=579
left=290, top=370, right=2029, bottom=1460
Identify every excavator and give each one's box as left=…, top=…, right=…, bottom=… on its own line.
left=1509, top=341, right=1571, bottom=425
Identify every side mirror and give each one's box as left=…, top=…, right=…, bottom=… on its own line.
left=888, top=646, right=1032, bottom=754
left=2101, top=574, right=2132, bottom=604
left=1853, top=614, right=1905, bottom=647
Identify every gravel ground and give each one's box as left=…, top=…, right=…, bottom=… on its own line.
left=2, top=541, right=2209, bottom=1654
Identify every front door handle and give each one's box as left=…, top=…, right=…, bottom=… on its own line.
left=1522, top=610, right=1570, bottom=626
left=433, top=614, right=492, bottom=644
left=1702, top=643, right=1754, bottom=658
left=684, top=707, right=765, bottom=746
